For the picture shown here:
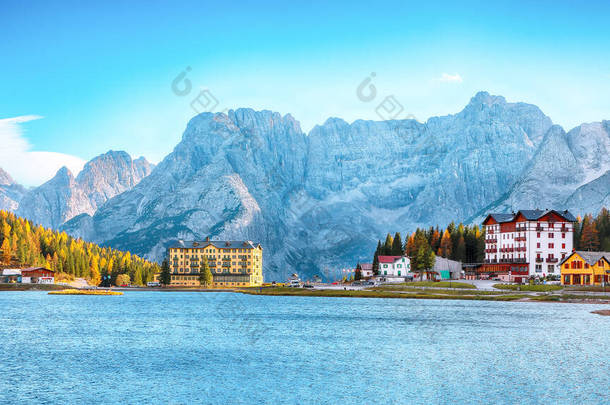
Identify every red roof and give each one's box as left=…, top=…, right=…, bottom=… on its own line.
left=378, top=256, right=403, bottom=263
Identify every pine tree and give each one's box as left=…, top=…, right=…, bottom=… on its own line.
left=160, top=260, right=171, bottom=286
left=372, top=241, right=381, bottom=275
left=354, top=263, right=362, bottom=280
left=455, top=235, right=466, bottom=262
left=383, top=233, right=394, bottom=255
left=392, top=232, right=403, bottom=256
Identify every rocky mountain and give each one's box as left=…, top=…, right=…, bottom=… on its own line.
left=59, top=91, right=610, bottom=281
left=0, top=168, right=27, bottom=212
left=475, top=120, right=610, bottom=220
left=17, top=151, right=154, bottom=228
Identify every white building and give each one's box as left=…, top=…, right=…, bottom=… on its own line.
left=482, top=209, right=576, bottom=281
left=359, top=263, right=374, bottom=279
left=378, top=256, right=411, bottom=281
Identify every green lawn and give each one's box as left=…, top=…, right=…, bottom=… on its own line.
left=565, top=285, right=610, bottom=293
left=493, top=284, right=563, bottom=292
left=404, top=281, right=477, bottom=289
left=238, top=287, right=527, bottom=301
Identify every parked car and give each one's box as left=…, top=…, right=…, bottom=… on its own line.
left=147, top=281, right=161, bottom=287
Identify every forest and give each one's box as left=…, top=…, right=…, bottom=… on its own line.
left=372, top=207, right=610, bottom=270
left=0, top=210, right=159, bottom=286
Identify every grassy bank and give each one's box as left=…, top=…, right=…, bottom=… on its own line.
left=565, top=286, right=610, bottom=293
left=48, top=289, right=123, bottom=296
left=0, top=283, right=68, bottom=291
left=392, top=281, right=476, bottom=289
left=239, top=287, right=527, bottom=301
left=493, top=284, right=563, bottom=292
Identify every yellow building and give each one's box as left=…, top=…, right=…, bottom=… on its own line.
left=155, top=238, right=263, bottom=287
left=560, top=251, right=610, bottom=286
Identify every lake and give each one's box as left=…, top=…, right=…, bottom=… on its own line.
left=0, top=291, right=608, bottom=404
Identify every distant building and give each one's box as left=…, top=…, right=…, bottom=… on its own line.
left=360, top=263, right=373, bottom=279
left=377, top=256, right=411, bottom=282
left=1, top=269, right=22, bottom=283
left=0, top=267, right=54, bottom=284
left=432, top=257, right=462, bottom=280
left=155, top=238, right=263, bottom=287
left=21, top=267, right=55, bottom=284
left=560, top=251, right=610, bottom=286
left=481, top=209, right=576, bottom=282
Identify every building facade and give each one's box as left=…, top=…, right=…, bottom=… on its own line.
left=482, top=210, right=576, bottom=281
left=156, top=238, right=263, bottom=288
left=378, top=256, right=411, bottom=278
left=359, top=263, right=374, bottom=279
left=560, top=251, right=610, bottom=286
left=21, top=267, right=55, bottom=284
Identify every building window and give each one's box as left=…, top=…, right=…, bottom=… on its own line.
left=537, top=243, right=541, bottom=248
left=562, top=243, right=565, bottom=249
left=548, top=265, right=554, bottom=273
left=548, top=243, right=554, bottom=249
left=549, top=233, right=554, bottom=238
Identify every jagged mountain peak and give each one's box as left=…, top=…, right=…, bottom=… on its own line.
left=466, top=91, right=507, bottom=108
left=16, top=150, right=154, bottom=229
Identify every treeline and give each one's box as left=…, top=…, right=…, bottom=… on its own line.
left=373, top=223, right=485, bottom=268
left=574, top=208, right=610, bottom=251
left=0, top=210, right=159, bottom=285
left=371, top=207, right=610, bottom=270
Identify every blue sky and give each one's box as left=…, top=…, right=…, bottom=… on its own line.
left=1, top=0, right=610, bottom=186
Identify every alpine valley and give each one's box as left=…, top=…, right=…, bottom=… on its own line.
left=2, top=92, right=609, bottom=280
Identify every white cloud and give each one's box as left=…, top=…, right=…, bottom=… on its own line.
left=0, top=115, right=86, bottom=187
left=438, top=73, right=463, bottom=83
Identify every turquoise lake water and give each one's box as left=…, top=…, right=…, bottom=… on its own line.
left=0, top=291, right=608, bottom=404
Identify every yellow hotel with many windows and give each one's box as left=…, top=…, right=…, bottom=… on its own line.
left=155, top=238, right=263, bottom=287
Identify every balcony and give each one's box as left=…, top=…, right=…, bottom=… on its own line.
left=515, top=236, right=526, bottom=242
left=536, top=257, right=544, bottom=263
left=547, top=257, right=558, bottom=263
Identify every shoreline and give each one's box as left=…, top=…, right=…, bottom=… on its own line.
left=3, top=284, right=609, bottom=305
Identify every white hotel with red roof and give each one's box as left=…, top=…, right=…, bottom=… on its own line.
left=482, top=209, right=576, bottom=282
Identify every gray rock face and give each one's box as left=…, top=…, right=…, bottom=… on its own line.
left=17, top=151, right=154, bottom=228
left=0, top=168, right=26, bottom=212
left=61, top=91, right=610, bottom=281
left=477, top=120, right=610, bottom=220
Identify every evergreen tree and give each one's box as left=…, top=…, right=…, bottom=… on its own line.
left=372, top=241, right=381, bottom=275
left=391, top=232, right=403, bottom=256
left=159, top=259, right=171, bottom=286
left=455, top=235, right=466, bottom=262
left=354, top=263, right=362, bottom=281
left=383, top=233, right=394, bottom=255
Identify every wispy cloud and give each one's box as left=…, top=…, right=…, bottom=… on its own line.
left=0, top=115, right=86, bottom=187
left=438, top=73, right=463, bottom=83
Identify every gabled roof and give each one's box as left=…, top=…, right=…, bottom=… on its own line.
left=169, top=240, right=261, bottom=250
left=483, top=209, right=576, bottom=225
left=378, top=256, right=405, bottom=263
left=560, top=251, right=610, bottom=266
